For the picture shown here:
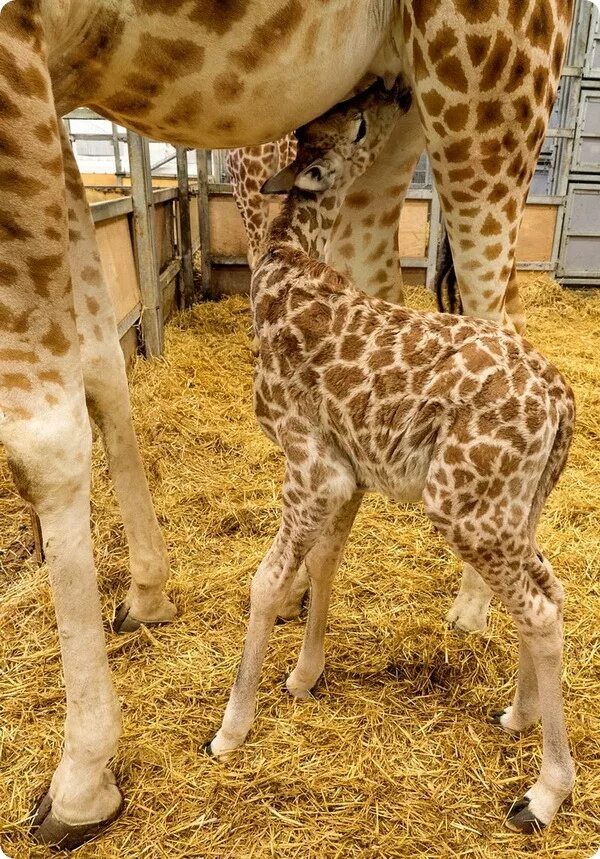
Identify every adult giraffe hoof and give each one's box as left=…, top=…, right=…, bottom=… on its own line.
left=112, top=600, right=176, bottom=634
left=31, top=790, right=124, bottom=849
left=505, top=796, right=545, bottom=834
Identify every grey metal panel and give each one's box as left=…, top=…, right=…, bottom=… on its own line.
left=558, top=183, right=600, bottom=278
left=568, top=187, right=600, bottom=232
left=579, top=137, right=600, bottom=162
left=584, top=1, right=600, bottom=75
left=574, top=92, right=600, bottom=170
left=563, top=235, right=600, bottom=272
left=593, top=36, right=600, bottom=71
left=570, top=0, right=593, bottom=67
left=582, top=94, right=600, bottom=131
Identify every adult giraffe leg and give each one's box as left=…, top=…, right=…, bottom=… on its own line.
left=59, top=127, right=175, bottom=633
left=403, top=0, right=572, bottom=631
left=403, top=0, right=571, bottom=330
left=327, top=101, right=425, bottom=302
left=0, top=9, right=122, bottom=846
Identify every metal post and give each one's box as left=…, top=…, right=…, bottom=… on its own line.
left=426, top=187, right=441, bottom=291
left=196, top=149, right=212, bottom=299
left=127, top=131, right=163, bottom=357
left=112, top=123, right=124, bottom=187
left=176, top=147, right=195, bottom=308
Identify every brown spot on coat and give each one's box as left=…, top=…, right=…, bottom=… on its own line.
left=428, top=26, right=458, bottom=64
left=229, top=0, right=304, bottom=72
left=465, top=33, right=491, bottom=67
left=444, top=137, right=472, bottom=162
left=481, top=213, right=502, bottom=236
left=26, top=254, right=63, bottom=297
left=527, top=0, right=554, bottom=52
left=437, top=56, right=469, bottom=93
left=480, top=32, right=512, bottom=91
left=2, top=373, right=32, bottom=391
left=421, top=89, right=445, bottom=117
left=213, top=72, right=245, bottom=102
left=444, top=103, right=470, bottom=131
left=41, top=321, right=70, bottom=356
left=456, top=0, right=497, bottom=23
left=0, top=209, right=33, bottom=242
left=324, top=366, right=365, bottom=399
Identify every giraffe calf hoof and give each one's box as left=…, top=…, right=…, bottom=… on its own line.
left=112, top=602, right=175, bottom=634
left=505, top=796, right=545, bottom=834
left=30, top=790, right=124, bottom=850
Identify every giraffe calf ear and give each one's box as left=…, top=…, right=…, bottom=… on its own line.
left=294, top=159, right=335, bottom=192
left=261, top=165, right=298, bottom=195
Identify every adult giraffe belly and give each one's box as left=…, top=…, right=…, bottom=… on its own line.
left=47, top=0, right=396, bottom=147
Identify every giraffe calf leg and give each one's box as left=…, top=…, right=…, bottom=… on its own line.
left=506, top=603, right=574, bottom=832
left=445, top=563, right=493, bottom=633
left=286, top=492, right=363, bottom=698
left=210, top=447, right=356, bottom=756
left=491, top=633, right=540, bottom=735
left=276, top=561, right=310, bottom=622
left=209, top=536, right=313, bottom=756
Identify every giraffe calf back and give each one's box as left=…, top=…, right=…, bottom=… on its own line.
left=254, top=252, right=574, bottom=529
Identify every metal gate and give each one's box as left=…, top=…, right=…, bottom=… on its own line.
left=557, top=0, right=600, bottom=284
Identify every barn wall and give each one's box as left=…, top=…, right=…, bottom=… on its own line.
left=82, top=174, right=177, bottom=188
left=90, top=187, right=195, bottom=364
left=89, top=190, right=559, bottom=353
left=95, top=216, right=140, bottom=324
left=207, top=194, right=559, bottom=270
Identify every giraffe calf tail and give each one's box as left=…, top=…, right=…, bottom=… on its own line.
left=434, top=222, right=461, bottom=315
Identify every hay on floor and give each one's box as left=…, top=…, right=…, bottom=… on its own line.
left=0, top=275, right=599, bottom=858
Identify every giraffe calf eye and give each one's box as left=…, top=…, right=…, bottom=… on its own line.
left=354, top=117, right=367, bottom=143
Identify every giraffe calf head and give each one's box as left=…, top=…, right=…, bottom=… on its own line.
left=262, top=77, right=412, bottom=196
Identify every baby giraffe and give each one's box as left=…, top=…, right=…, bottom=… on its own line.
left=208, top=79, right=576, bottom=833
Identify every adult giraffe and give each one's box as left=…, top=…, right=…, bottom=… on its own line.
left=227, top=136, right=297, bottom=268
left=0, top=0, right=572, bottom=846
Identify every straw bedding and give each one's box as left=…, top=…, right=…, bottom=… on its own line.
left=0, top=275, right=599, bottom=858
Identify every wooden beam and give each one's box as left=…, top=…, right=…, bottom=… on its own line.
left=196, top=149, right=213, bottom=299
left=176, top=148, right=195, bottom=308
left=127, top=132, right=163, bottom=357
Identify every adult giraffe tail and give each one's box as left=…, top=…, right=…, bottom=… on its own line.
left=434, top=222, right=461, bottom=315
